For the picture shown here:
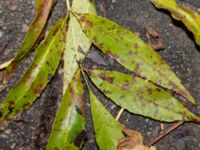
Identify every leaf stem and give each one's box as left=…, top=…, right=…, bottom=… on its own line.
left=0, top=58, right=13, bottom=70
left=115, top=108, right=124, bottom=121
left=146, top=121, right=183, bottom=146
left=66, top=0, right=71, bottom=11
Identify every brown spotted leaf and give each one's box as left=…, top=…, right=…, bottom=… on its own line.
left=151, top=0, right=200, bottom=46
left=3, top=0, right=55, bottom=77
left=76, top=13, right=196, bottom=104
left=0, top=16, right=67, bottom=121
left=63, top=0, right=96, bottom=92
left=47, top=71, right=85, bottom=150
left=90, top=91, right=124, bottom=150
left=89, top=69, right=200, bottom=122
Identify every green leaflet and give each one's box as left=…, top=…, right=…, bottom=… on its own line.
left=47, top=71, right=85, bottom=150
left=76, top=13, right=196, bottom=104
left=90, top=91, right=124, bottom=150
left=63, top=0, right=96, bottom=92
left=89, top=69, right=200, bottom=122
left=0, top=17, right=67, bottom=121
left=3, top=0, right=55, bottom=77
left=151, top=0, right=200, bottom=46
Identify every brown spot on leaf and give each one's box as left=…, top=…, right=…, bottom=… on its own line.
left=34, top=84, right=43, bottom=96
left=135, top=43, right=139, bottom=49
left=23, top=103, right=30, bottom=109
left=120, top=95, right=125, bottom=99
left=146, top=87, right=153, bottom=95
left=79, top=15, right=86, bottom=22
left=98, top=74, right=114, bottom=83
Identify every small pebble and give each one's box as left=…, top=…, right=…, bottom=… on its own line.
left=112, top=0, right=116, bottom=3
left=10, top=5, right=17, bottom=11
left=22, top=24, right=29, bottom=32
left=0, top=30, right=4, bottom=38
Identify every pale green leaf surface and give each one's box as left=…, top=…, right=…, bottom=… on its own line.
left=151, top=0, right=200, bottom=46
left=0, top=17, right=66, bottom=121
left=76, top=13, right=196, bottom=104
left=4, top=0, right=55, bottom=76
left=89, top=69, right=200, bottom=122
left=47, top=71, right=85, bottom=150
left=63, top=0, right=96, bottom=92
left=90, top=91, right=124, bottom=150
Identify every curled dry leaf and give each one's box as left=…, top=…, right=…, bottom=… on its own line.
left=47, top=71, right=85, bottom=150
left=145, top=27, right=164, bottom=50
left=0, top=16, right=67, bottom=121
left=76, top=13, right=196, bottom=104
left=63, top=0, right=96, bottom=92
left=151, top=0, right=200, bottom=46
left=118, top=128, right=156, bottom=150
left=3, top=0, right=55, bottom=78
left=88, top=69, right=200, bottom=122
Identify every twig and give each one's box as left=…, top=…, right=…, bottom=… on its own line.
left=146, top=121, right=184, bottom=146
left=115, top=108, right=124, bottom=121
left=0, top=58, right=13, bottom=70
left=66, top=0, right=71, bottom=11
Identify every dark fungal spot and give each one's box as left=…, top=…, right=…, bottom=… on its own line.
left=120, top=95, right=125, bottom=99
left=52, top=27, right=59, bottom=36
left=156, top=88, right=161, bottom=92
left=98, top=74, right=114, bottom=83
left=0, top=112, right=2, bottom=118
left=34, top=84, right=43, bottom=96
left=8, top=101, right=15, bottom=107
left=79, top=15, right=86, bottom=22
left=135, top=43, right=139, bottom=49
left=8, top=106, right=14, bottom=115
left=146, top=87, right=153, bottom=95
left=23, top=95, right=27, bottom=99
left=23, top=103, right=30, bottom=109
left=46, top=60, right=50, bottom=65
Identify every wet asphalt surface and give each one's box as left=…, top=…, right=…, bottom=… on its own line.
left=0, top=0, right=200, bottom=150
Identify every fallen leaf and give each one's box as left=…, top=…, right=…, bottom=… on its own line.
left=90, top=91, right=124, bottom=150
left=47, top=70, right=85, bottom=150
left=3, top=0, right=55, bottom=77
left=76, top=13, right=196, bottom=104
left=151, top=0, right=200, bottom=46
left=0, top=16, right=67, bottom=121
left=89, top=69, right=200, bottom=122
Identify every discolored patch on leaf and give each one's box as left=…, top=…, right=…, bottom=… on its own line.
left=151, top=0, right=200, bottom=46
left=63, top=0, right=96, bottom=92
left=89, top=69, right=200, bottom=122
left=3, top=0, right=56, bottom=78
left=47, top=71, right=85, bottom=150
left=0, top=16, right=67, bottom=121
left=76, top=13, right=196, bottom=104
left=90, top=91, right=125, bottom=150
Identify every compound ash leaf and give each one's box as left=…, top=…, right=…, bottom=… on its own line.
left=151, top=0, right=200, bottom=46
left=47, top=71, right=85, bottom=150
left=90, top=91, right=124, bottom=150
left=89, top=69, right=200, bottom=122
left=63, top=0, right=96, bottom=92
left=76, top=13, right=196, bottom=104
left=3, top=0, right=55, bottom=77
left=0, top=16, right=67, bottom=121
